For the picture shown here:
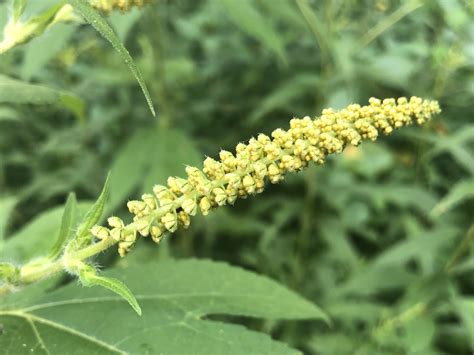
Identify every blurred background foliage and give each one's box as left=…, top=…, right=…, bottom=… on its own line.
left=0, top=0, right=473, bottom=353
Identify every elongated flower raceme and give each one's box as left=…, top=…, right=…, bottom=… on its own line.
left=90, top=97, right=441, bottom=256
left=89, top=0, right=152, bottom=13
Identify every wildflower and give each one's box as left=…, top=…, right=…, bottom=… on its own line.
left=90, top=97, right=441, bottom=256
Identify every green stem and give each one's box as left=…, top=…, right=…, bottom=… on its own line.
left=17, top=238, right=118, bottom=286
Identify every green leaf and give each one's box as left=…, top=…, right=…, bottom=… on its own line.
left=454, top=297, right=474, bottom=349
left=216, top=0, right=286, bottom=63
left=0, top=259, right=328, bottom=354
left=21, top=23, right=75, bottom=80
left=142, top=127, right=202, bottom=190
left=47, top=193, right=77, bottom=260
left=430, top=178, right=474, bottom=218
left=67, top=0, right=155, bottom=116
left=73, top=174, right=111, bottom=247
left=295, top=0, right=330, bottom=61
left=0, top=202, right=92, bottom=263
left=0, top=196, right=17, bottom=241
left=79, top=270, right=142, bottom=316
left=107, top=128, right=154, bottom=214
left=248, top=74, right=320, bottom=124
left=13, top=0, right=28, bottom=20
left=0, top=75, right=85, bottom=121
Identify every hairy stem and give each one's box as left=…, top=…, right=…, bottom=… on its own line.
left=16, top=238, right=118, bottom=286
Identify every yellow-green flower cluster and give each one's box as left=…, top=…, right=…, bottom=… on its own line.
left=89, top=0, right=152, bottom=13
left=91, top=97, right=440, bottom=256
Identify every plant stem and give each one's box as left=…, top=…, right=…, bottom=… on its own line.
left=17, top=238, right=118, bottom=286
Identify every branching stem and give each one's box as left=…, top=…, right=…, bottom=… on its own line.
left=15, top=238, right=118, bottom=286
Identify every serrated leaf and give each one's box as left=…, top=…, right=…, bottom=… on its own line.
left=0, top=202, right=92, bottom=263
left=0, top=75, right=85, bottom=121
left=216, top=0, right=286, bottom=63
left=47, top=193, right=77, bottom=260
left=79, top=271, right=142, bottom=316
left=73, top=174, right=110, bottom=247
left=67, top=0, right=155, bottom=116
left=0, top=259, right=328, bottom=354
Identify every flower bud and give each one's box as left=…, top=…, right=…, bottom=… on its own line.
left=242, top=175, right=256, bottom=194
left=142, top=193, right=157, bottom=209
left=107, top=216, right=124, bottom=229
left=162, top=213, right=178, bottom=232
left=178, top=211, right=191, bottom=228
left=159, top=198, right=174, bottom=212
left=153, top=185, right=170, bottom=200
left=182, top=198, right=197, bottom=216
left=150, top=225, right=163, bottom=243
left=90, top=225, right=110, bottom=240
left=127, top=200, right=146, bottom=215
left=134, top=218, right=151, bottom=237
left=212, top=187, right=227, bottom=206
left=199, top=197, right=212, bottom=215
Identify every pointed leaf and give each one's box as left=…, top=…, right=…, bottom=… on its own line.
left=430, top=178, right=474, bottom=218
left=0, top=75, right=85, bottom=121
left=67, top=0, right=155, bottom=116
left=47, top=193, right=77, bottom=260
left=0, top=202, right=92, bottom=263
left=13, top=0, right=27, bottom=20
left=217, top=0, right=286, bottom=62
left=80, top=271, right=142, bottom=316
left=73, top=174, right=111, bottom=246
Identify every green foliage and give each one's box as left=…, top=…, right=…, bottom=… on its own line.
left=0, top=75, right=85, bottom=120
left=67, top=0, right=155, bottom=116
left=47, top=193, right=77, bottom=259
left=71, top=173, right=110, bottom=248
left=0, top=0, right=473, bottom=354
left=0, top=260, right=326, bottom=354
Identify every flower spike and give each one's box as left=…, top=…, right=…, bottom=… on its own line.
left=89, top=97, right=441, bottom=256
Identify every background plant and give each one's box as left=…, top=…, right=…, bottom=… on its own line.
left=0, top=0, right=473, bottom=354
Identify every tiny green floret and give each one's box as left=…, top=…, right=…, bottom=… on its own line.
left=90, top=97, right=441, bottom=256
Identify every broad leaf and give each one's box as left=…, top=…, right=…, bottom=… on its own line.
left=68, top=0, right=155, bottom=116
left=0, top=259, right=328, bottom=354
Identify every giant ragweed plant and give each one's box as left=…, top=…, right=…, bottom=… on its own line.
left=0, top=96, right=440, bottom=314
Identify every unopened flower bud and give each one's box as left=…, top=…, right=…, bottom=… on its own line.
left=90, top=225, right=110, bottom=240
left=162, top=213, right=178, bottom=232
